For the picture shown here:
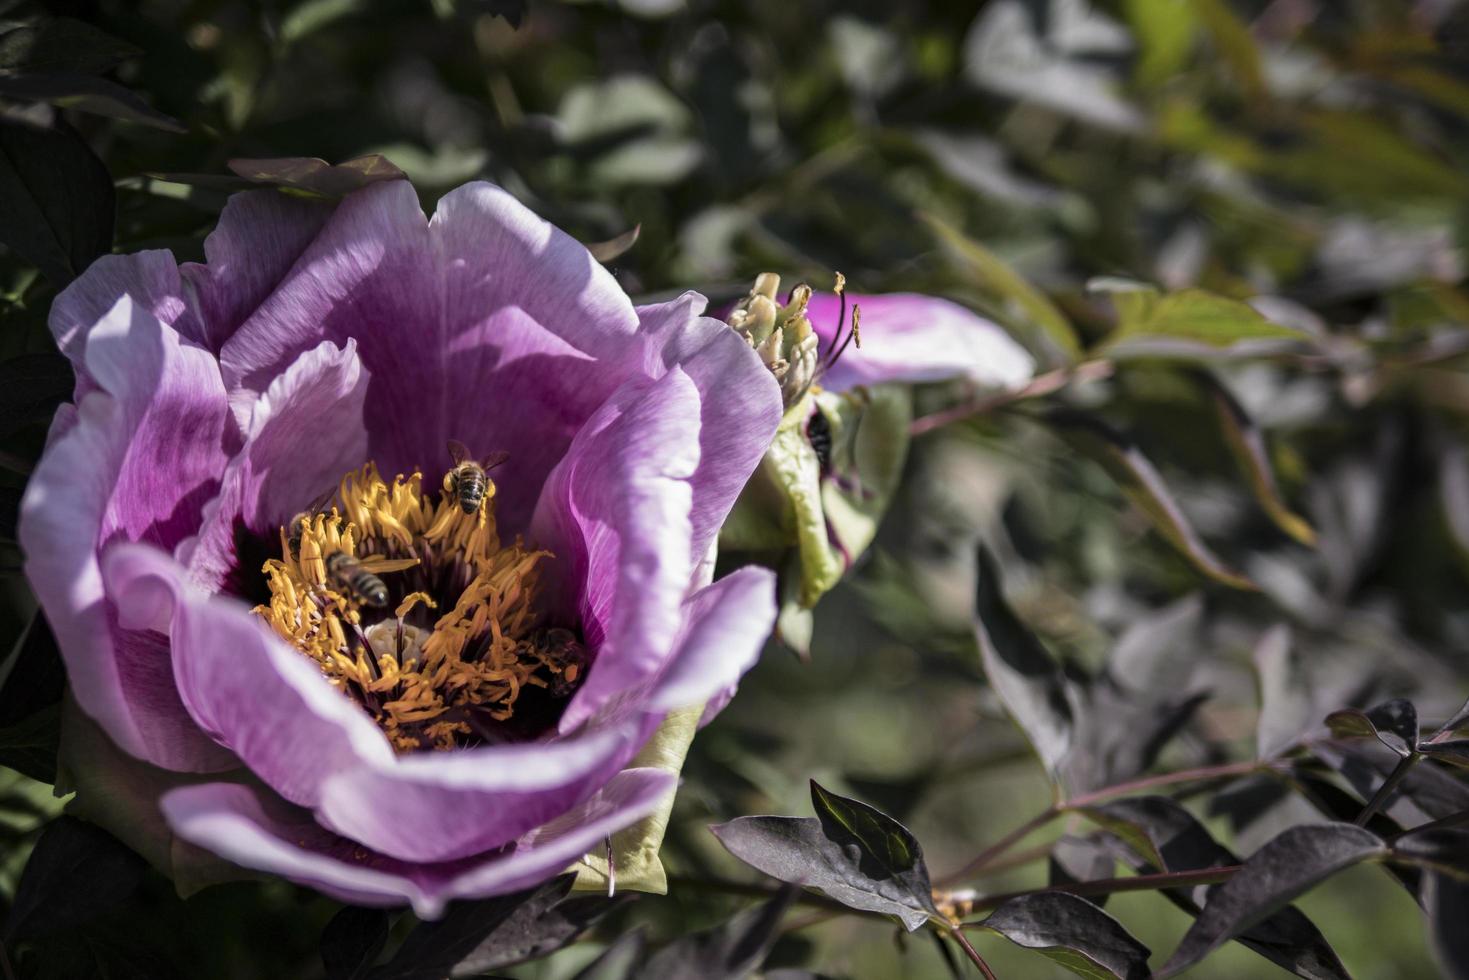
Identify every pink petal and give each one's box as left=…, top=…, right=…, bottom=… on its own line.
left=160, top=769, right=676, bottom=918
left=20, top=296, right=235, bottom=771
left=531, top=368, right=701, bottom=732
left=805, top=292, right=1035, bottom=393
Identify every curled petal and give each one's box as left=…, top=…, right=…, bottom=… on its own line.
left=20, top=296, right=234, bottom=771
left=805, top=292, right=1035, bottom=393
left=160, top=769, right=676, bottom=919
left=532, top=369, right=700, bottom=732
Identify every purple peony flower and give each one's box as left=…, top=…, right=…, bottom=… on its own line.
left=19, top=179, right=782, bottom=916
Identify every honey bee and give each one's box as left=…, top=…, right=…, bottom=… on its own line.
left=444, top=440, right=510, bottom=515
left=325, top=551, right=391, bottom=608
left=285, top=488, right=338, bottom=560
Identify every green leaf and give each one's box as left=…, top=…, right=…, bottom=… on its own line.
left=1091, top=280, right=1306, bottom=358
left=921, top=211, right=1082, bottom=367
left=0, top=17, right=140, bottom=75
left=1197, top=371, right=1316, bottom=546
left=0, top=73, right=185, bottom=131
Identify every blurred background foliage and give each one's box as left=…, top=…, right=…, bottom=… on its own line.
left=1, top=0, right=1468, bottom=977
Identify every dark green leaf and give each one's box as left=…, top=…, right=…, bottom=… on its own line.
left=0, top=73, right=185, bottom=131
left=710, top=782, right=939, bottom=932
left=1157, top=824, right=1386, bottom=978
left=980, top=892, right=1151, bottom=980
left=0, top=115, right=113, bottom=285
left=321, top=907, right=390, bottom=980
left=1422, top=739, right=1469, bottom=769
left=367, top=875, right=619, bottom=980
left=973, top=546, right=1074, bottom=782
left=0, top=702, right=59, bottom=783
left=1091, top=280, right=1307, bottom=358
left=642, top=887, right=796, bottom=980
left=0, top=17, right=140, bottom=74
left=1046, top=412, right=1256, bottom=590
left=3, top=816, right=146, bottom=942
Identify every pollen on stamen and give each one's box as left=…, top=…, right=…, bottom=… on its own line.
left=253, top=460, right=587, bottom=753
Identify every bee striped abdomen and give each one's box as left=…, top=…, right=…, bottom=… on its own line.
left=326, top=551, right=389, bottom=607
left=451, top=464, right=487, bottom=514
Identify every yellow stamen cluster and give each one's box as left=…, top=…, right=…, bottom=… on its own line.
left=255, top=462, right=580, bottom=752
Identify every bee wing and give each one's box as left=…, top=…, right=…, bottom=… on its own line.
left=447, top=439, right=472, bottom=465
left=479, top=449, right=510, bottom=471
left=356, top=557, right=420, bottom=574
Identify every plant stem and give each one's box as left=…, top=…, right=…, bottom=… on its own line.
left=1356, top=753, right=1417, bottom=827
left=937, top=806, right=1060, bottom=885
left=1064, top=760, right=1262, bottom=809
left=938, top=760, right=1261, bottom=887
left=950, top=927, right=999, bottom=979
left=909, top=360, right=1114, bottom=436
left=961, top=865, right=1241, bottom=915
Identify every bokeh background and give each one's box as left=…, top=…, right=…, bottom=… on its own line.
left=2, top=0, right=1468, bottom=977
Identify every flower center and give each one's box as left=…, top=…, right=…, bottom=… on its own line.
left=253, top=458, right=584, bottom=753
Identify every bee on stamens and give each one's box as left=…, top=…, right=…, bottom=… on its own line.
left=537, top=627, right=587, bottom=697
left=325, top=551, right=390, bottom=608
left=444, top=440, right=510, bottom=515
left=285, top=488, right=338, bottom=560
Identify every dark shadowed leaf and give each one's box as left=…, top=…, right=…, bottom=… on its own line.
left=0, top=352, right=73, bottom=441
left=585, top=224, right=640, bottom=263
left=3, top=816, right=146, bottom=942
left=1254, top=625, right=1312, bottom=760
left=1423, top=871, right=1469, bottom=980
left=979, top=892, right=1150, bottom=980
left=710, top=782, right=939, bottom=931
left=1157, top=824, right=1385, bottom=978
left=1086, top=796, right=1352, bottom=980
left=642, top=887, right=796, bottom=980
left=0, top=702, right=60, bottom=783
left=1318, top=742, right=1469, bottom=823
left=0, top=17, right=140, bottom=74
left=226, top=154, right=406, bottom=198
left=368, top=875, right=619, bottom=979
left=973, top=547, right=1074, bottom=782
left=1325, top=698, right=1418, bottom=756
left=321, top=907, right=391, bottom=980
left=1198, top=371, right=1316, bottom=545
left=0, top=73, right=185, bottom=131
left=1432, top=696, right=1469, bottom=739
left=1045, top=412, right=1256, bottom=590
left=570, top=930, right=646, bottom=980
left=1049, top=836, right=1115, bottom=908
left=1422, top=739, right=1469, bottom=769
left=1389, top=827, right=1469, bottom=881
left=0, top=115, right=113, bottom=285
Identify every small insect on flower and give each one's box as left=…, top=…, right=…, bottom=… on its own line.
left=324, top=551, right=391, bottom=607
left=285, top=488, right=338, bottom=559
left=444, top=440, right=510, bottom=515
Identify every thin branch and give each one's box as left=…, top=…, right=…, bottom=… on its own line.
left=1356, top=753, right=1418, bottom=827
left=937, top=805, right=1060, bottom=886
left=1063, top=760, right=1263, bottom=809
left=950, top=927, right=999, bottom=979
left=961, top=865, right=1241, bottom=917
left=909, top=360, right=1114, bottom=436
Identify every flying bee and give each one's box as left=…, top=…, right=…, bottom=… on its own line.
left=444, top=440, right=510, bottom=515
left=304, top=550, right=420, bottom=608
